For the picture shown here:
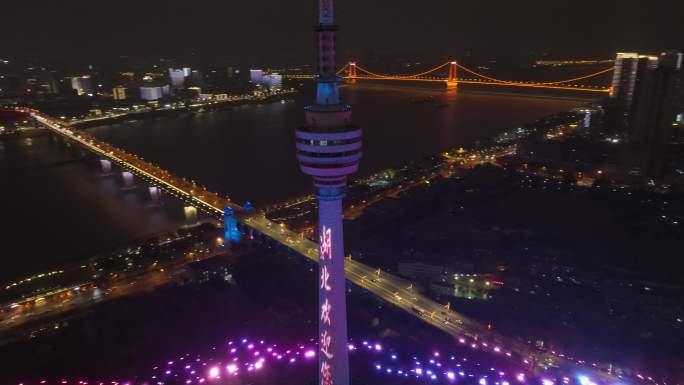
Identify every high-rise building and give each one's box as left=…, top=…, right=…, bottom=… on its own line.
left=140, top=84, right=169, bottom=101
left=120, top=71, right=136, bottom=84
left=70, top=75, right=93, bottom=96
left=627, top=51, right=683, bottom=179
left=38, top=77, right=59, bottom=95
left=603, top=53, right=658, bottom=133
left=70, top=77, right=81, bottom=93
left=251, top=71, right=283, bottom=90
left=295, top=1, right=361, bottom=385
left=168, top=68, right=186, bottom=89
left=261, top=74, right=271, bottom=89
left=112, top=86, right=127, bottom=100
left=188, top=70, right=203, bottom=86
left=262, top=73, right=283, bottom=90
left=249, top=69, right=264, bottom=84
left=609, top=53, right=658, bottom=118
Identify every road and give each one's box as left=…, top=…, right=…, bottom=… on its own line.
left=0, top=242, right=226, bottom=336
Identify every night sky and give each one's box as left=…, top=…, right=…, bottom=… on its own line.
left=1, top=0, right=683, bottom=65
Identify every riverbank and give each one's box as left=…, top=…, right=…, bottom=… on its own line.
left=0, top=127, right=49, bottom=140
left=70, top=89, right=298, bottom=129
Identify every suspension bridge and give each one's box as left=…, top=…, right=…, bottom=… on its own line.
left=286, top=61, right=613, bottom=93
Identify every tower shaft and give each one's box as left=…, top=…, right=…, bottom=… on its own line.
left=295, top=1, right=361, bottom=385
left=317, top=198, right=350, bottom=385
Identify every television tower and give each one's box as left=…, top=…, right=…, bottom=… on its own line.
left=295, top=0, right=361, bottom=384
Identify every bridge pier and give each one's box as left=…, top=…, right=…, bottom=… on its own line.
left=100, top=159, right=112, bottom=174
left=148, top=186, right=161, bottom=201
left=223, top=207, right=241, bottom=246
left=47, top=132, right=59, bottom=144
left=184, top=206, right=198, bottom=224
left=121, top=171, right=134, bottom=188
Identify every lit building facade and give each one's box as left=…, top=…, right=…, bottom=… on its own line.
left=249, top=69, right=264, bottom=84
left=263, top=73, right=283, bottom=90
left=628, top=51, right=683, bottom=178
left=610, top=52, right=658, bottom=117
left=70, top=75, right=93, bottom=96
left=120, top=72, right=135, bottom=83
left=295, top=1, right=361, bottom=384
left=140, top=85, right=170, bottom=101
left=112, top=86, right=127, bottom=100
left=168, top=68, right=186, bottom=89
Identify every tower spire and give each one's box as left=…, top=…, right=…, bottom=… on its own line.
left=315, top=0, right=340, bottom=104
left=319, top=0, right=334, bottom=24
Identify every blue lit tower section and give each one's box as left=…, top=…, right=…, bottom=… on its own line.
left=223, top=207, right=241, bottom=244
left=295, top=1, right=360, bottom=385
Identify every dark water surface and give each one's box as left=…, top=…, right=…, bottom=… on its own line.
left=0, top=135, right=188, bottom=282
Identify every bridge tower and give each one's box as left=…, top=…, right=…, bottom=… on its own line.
left=295, top=0, right=360, bottom=384
left=447, top=61, right=458, bottom=88
left=223, top=207, right=241, bottom=244
left=347, top=62, right=357, bottom=83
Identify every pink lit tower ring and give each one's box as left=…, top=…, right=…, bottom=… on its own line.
left=295, top=0, right=361, bottom=385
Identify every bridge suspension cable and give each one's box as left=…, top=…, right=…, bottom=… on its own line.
left=454, top=63, right=613, bottom=86
left=336, top=63, right=350, bottom=75
left=524, top=67, right=614, bottom=85
left=329, top=61, right=612, bottom=92
left=354, top=62, right=451, bottom=79
left=342, top=61, right=612, bottom=85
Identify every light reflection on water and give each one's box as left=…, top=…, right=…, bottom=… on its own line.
left=0, top=135, right=192, bottom=282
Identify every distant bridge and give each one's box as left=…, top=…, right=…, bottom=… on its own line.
left=284, top=61, right=612, bottom=93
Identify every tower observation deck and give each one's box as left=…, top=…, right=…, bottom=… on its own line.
left=295, top=1, right=361, bottom=385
